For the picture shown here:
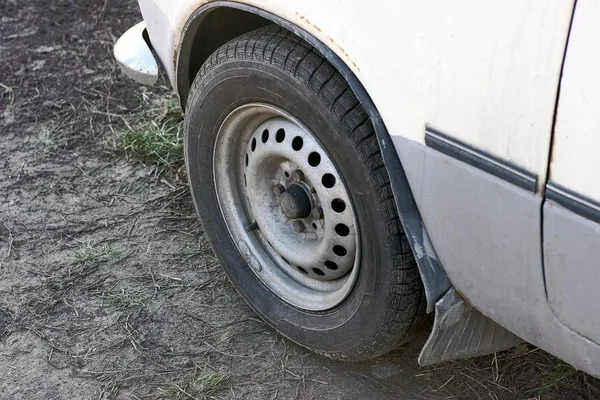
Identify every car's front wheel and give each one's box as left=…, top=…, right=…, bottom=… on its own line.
left=185, top=25, right=425, bottom=360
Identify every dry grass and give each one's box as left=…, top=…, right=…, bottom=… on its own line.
left=412, top=343, right=600, bottom=399
left=73, top=242, right=115, bottom=266
left=102, top=288, right=149, bottom=309
left=0, top=82, right=16, bottom=125
left=164, top=369, right=229, bottom=399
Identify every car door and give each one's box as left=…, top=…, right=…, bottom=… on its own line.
left=544, top=0, right=600, bottom=345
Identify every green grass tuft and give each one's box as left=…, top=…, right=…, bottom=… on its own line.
left=118, top=96, right=185, bottom=173
left=533, top=362, right=580, bottom=395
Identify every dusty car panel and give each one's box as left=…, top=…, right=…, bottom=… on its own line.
left=551, top=0, right=600, bottom=201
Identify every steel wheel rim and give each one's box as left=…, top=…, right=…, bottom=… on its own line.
left=213, top=103, right=360, bottom=311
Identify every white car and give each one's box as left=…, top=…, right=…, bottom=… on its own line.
left=114, top=0, right=600, bottom=376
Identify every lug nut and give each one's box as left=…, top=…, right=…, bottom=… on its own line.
left=292, top=170, right=305, bottom=182
left=273, top=184, right=285, bottom=196
left=292, top=220, right=305, bottom=233
left=311, top=207, right=324, bottom=219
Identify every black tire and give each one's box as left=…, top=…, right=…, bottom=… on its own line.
left=185, top=25, right=425, bottom=361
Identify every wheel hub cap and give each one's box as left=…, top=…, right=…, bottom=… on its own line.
left=213, top=104, right=360, bottom=310
left=243, top=117, right=357, bottom=282
left=278, top=183, right=312, bottom=219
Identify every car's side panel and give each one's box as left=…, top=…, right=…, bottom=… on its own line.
left=544, top=201, right=600, bottom=346
left=395, top=135, right=600, bottom=377
left=543, top=0, right=600, bottom=347
left=139, top=0, right=573, bottom=189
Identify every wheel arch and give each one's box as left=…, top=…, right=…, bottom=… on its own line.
left=176, top=6, right=271, bottom=106
left=175, top=1, right=451, bottom=313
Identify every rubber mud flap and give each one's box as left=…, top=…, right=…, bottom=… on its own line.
left=418, top=288, right=523, bottom=366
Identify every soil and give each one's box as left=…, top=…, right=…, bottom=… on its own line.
left=1, top=1, right=599, bottom=399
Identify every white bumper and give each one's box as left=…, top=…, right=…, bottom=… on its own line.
left=113, top=22, right=158, bottom=86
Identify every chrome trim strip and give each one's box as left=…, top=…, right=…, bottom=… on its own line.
left=546, top=181, right=600, bottom=224
left=425, top=127, right=538, bottom=192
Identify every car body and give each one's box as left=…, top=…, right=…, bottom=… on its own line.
left=114, top=0, right=600, bottom=377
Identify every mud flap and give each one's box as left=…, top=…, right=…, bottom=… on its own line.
left=418, top=288, right=524, bottom=366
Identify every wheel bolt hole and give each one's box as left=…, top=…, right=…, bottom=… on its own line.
left=251, top=137, right=256, bottom=152
left=331, top=199, right=346, bottom=213
left=276, top=128, right=285, bottom=143
left=312, top=222, right=318, bottom=229
left=333, top=245, right=347, bottom=257
left=325, top=261, right=338, bottom=270
left=335, top=223, right=350, bottom=237
left=322, top=173, right=336, bottom=188
left=292, top=136, right=304, bottom=151
left=297, top=266, right=309, bottom=275
left=284, top=171, right=290, bottom=178
left=312, top=268, right=325, bottom=276
left=245, top=153, right=249, bottom=167
left=308, top=152, right=321, bottom=167
left=261, top=129, right=269, bottom=143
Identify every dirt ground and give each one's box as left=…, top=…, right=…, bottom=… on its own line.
left=1, top=1, right=599, bottom=399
